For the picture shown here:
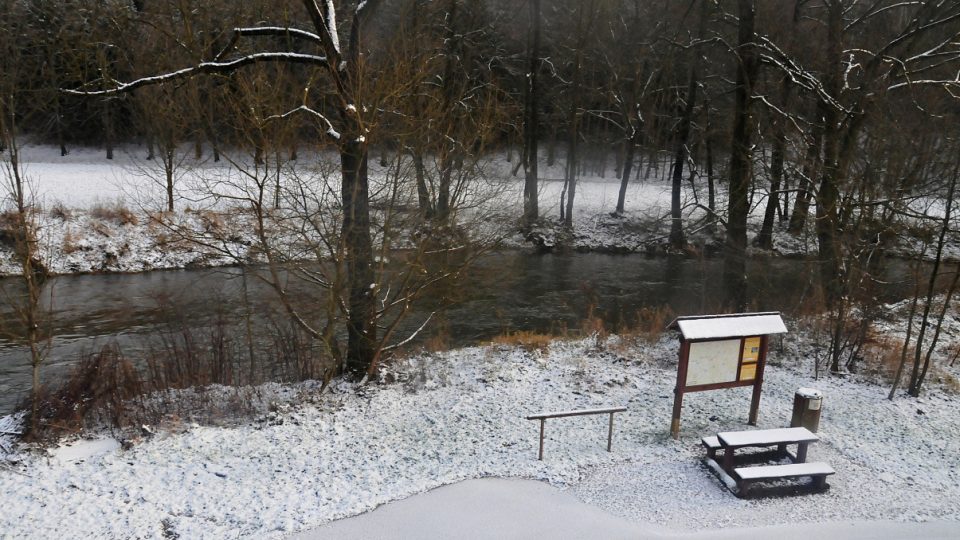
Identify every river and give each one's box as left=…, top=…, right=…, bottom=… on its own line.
left=0, top=252, right=922, bottom=414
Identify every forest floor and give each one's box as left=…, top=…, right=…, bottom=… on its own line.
left=2, top=143, right=957, bottom=276
left=1, top=313, right=958, bottom=538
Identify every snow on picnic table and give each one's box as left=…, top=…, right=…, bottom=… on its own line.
left=1, top=333, right=958, bottom=538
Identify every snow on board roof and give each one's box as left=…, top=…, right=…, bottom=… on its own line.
left=667, top=312, right=787, bottom=340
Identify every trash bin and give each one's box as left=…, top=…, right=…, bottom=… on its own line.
left=791, top=387, right=823, bottom=432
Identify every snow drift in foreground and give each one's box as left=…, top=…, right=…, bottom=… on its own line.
left=1, top=331, right=958, bottom=538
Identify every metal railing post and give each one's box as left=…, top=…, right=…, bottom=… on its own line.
left=607, top=412, right=614, bottom=452
left=538, top=418, right=545, bottom=460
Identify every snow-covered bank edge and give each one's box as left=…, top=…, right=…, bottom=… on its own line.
left=1, top=322, right=958, bottom=538
left=4, top=202, right=956, bottom=278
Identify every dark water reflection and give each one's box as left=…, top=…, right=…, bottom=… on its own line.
left=0, top=252, right=922, bottom=413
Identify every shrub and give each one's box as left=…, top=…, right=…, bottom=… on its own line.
left=89, top=202, right=139, bottom=226
left=49, top=202, right=72, bottom=221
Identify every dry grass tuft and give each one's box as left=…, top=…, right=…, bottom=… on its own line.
left=623, top=305, right=676, bottom=341
left=490, top=330, right=556, bottom=352
left=90, top=202, right=139, bottom=226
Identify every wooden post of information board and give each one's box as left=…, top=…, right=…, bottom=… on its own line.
left=747, top=335, right=769, bottom=425
left=670, top=340, right=690, bottom=439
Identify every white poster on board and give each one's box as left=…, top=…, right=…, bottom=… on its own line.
left=686, top=339, right=741, bottom=386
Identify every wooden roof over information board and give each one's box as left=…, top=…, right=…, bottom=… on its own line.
left=667, top=312, right=787, bottom=341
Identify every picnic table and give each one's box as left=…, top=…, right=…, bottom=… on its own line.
left=701, top=426, right=834, bottom=497
left=717, top=426, right=818, bottom=471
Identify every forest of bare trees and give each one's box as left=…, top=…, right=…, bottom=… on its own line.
left=2, top=0, right=959, bottom=399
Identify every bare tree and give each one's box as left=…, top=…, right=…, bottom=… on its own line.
left=522, top=0, right=542, bottom=226
left=0, top=7, right=51, bottom=431
left=66, top=1, right=391, bottom=376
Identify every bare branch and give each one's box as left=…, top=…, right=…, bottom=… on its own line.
left=63, top=53, right=329, bottom=96
left=264, top=104, right=341, bottom=140
left=232, top=26, right=323, bottom=43
left=381, top=312, right=435, bottom=352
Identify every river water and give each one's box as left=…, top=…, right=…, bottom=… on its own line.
left=0, top=252, right=921, bottom=413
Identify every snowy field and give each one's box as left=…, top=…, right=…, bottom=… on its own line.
left=1, top=326, right=958, bottom=538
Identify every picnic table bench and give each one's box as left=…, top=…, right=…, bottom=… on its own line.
left=526, top=406, right=627, bottom=460
left=702, top=427, right=834, bottom=497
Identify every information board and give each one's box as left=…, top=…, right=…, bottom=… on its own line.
left=686, top=339, right=741, bottom=386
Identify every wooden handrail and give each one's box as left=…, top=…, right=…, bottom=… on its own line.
left=526, top=406, right=627, bottom=420
left=526, top=406, right=628, bottom=460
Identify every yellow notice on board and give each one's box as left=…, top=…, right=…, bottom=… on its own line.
left=742, top=336, right=761, bottom=363
left=739, top=362, right=757, bottom=381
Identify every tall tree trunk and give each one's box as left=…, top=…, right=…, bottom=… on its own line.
left=817, top=0, right=844, bottom=319
left=908, top=164, right=957, bottom=396
left=341, top=4, right=380, bottom=377
left=615, top=129, right=638, bottom=214
left=723, top=0, right=759, bottom=310
left=669, top=70, right=697, bottom=249
left=54, top=94, right=67, bottom=156
left=436, top=0, right=460, bottom=222
left=164, top=147, right=175, bottom=212
left=340, top=138, right=376, bottom=376
left=103, top=98, right=115, bottom=160
left=780, top=165, right=790, bottom=222
left=787, top=105, right=822, bottom=234
left=670, top=0, right=708, bottom=248
left=757, top=77, right=791, bottom=249
left=412, top=150, right=432, bottom=217
left=916, top=261, right=960, bottom=395
left=3, top=112, right=46, bottom=434
left=523, top=0, right=541, bottom=225
left=705, top=106, right=715, bottom=216
left=563, top=2, right=588, bottom=228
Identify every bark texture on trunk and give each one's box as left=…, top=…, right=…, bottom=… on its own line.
left=340, top=138, right=377, bottom=376
left=723, top=0, right=759, bottom=310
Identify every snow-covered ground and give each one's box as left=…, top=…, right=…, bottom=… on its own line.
left=1, top=328, right=958, bottom=538
left=5, top=143, right=954, bottom=276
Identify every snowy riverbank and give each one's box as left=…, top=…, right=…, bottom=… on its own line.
left=3, top=144, right=956, bottom=276
left=1, top=327, right=958, bottom=538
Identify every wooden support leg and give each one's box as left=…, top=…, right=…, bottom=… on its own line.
left=777, top=443, right=787, bottom=457
left=723, top=447, right=734, bottom=473
left=538, top=418, right=545, bottom=461
left=813, top=475, right=827, bottom=489
left=607, top=412, right=614, bottom=452
left=796, top=442, right=808, bottom=463
left=738, top=480, right=750, bottom=498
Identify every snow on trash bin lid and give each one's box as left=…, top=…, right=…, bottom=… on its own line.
left=797, top=387, right=822, bottom=399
